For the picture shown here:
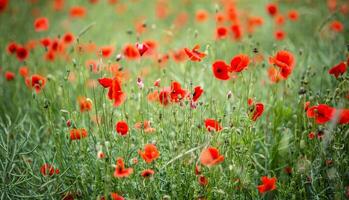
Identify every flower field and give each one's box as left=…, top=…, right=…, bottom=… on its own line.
left=0, top=0, right=349, bottom=199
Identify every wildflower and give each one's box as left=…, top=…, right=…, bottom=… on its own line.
left=110, top=192, right=124, bottom=200
left=98, top=77, right=125, bottom=107
left=34, top=17, right=49, bottom=32
left=269, top=50, right=295, bottom=79
left=40, top=163, right=59, bottom=176
left=257, top=176, right=277, bottom=193
left=184, top=45, right=206, bottom=62
left=138, top=144, right=159, bottom=163
left=69, top=128, right=88, bottom=140
left=198, top=175, right=208, bottom=186
left=70, top=6, right=86, bottom=18
left=78, top=97, right=92, bottom=112
left=113, top=158, right=133, bottom=178
left=25, top=74, right=46, bottom=93
left=212, top=60, right=230, bottom=80
left=266, top=3, right=278, bottom=17
left=199, top=147, right=224, bottom=167
left=288, top=10, right=299, bottom=21
left=204, top=119, right=222, bottom=132
left=16, top=46, right=29, bottom=61
left=19, top=66, right=29, bottom=77
left=248, top=100, right=265, bottom=121
left=229, top=54, right=250, bottom=73
left=192, top=86, right=204, bottom=102
left=328, top=62, right=347, bottom=78
left=115, top=121, right=129, bottom=136
left=306, top=104, right=335, bottom=124
left=136, top=42, right=149, bottom=56
left=5, top=71, right=15, bottom=81
left=330, top=20, right=344, bottom=32
left=7, top=42, right=17, bottom=54
left=141, top=169, right=155, bottom=178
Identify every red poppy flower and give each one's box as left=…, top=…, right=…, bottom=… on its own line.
left=141, top=169, right=155, bottom=178
left=196, top=9, right=209, bottom=22
left=69, top=128, right=88, bottom=140
left=40, top=163, right=59, bottom=176
left=269, top=50, right=295, bottom=79
left=198, top=175, right=208, bottom=186
left=257, top=176, right=277, bottom=193
left=266, top=3, right=278, bottom=17
left=62, top=32, right=75, bottom=44
left=0, top=0, right=7, bottom=13
left=195, top=164, right=201, bottom=175
left=229, top=54, right=250, bottom=73
left=158, top=88, right=170, bottom=106
left=78, top=97, right=92, bottom=112
left=99, top=46, right=114, bottom=58
left=53, top=0, right=64, bottom=11
left=110, top=192, right=124, bottom=200
left=288, top=10, right=299, bottom=21
left=199, top=147, right=224, bottom=167
left=136, top=43, right=149, bottom=56
left=40, top=37, right=51, bottom=47
left=114, top=158, right=133, bottom=178
left=339, top=109, right=349, bottom=124
left=16, top=46, right=29, bottom=61
left=19, top=66, right=29, bottom=77
left=98, top=77, right=125, bottom=107
left=5, top=71, right=15, bottom=81
left=34, top=17, right=49, bottom=32
left=212, top=60, right=230, bottom=80
left=274, top=30, right=286, bottom=41
left=170, top=81, right=187, bottom=102
left=250, top=102, right=264, bottom=121
left=231, top=24, right=243, bottom=40
left=134, top=120, right=155, bottom=133
left=184, top=45, right=206, bottom=62
left=267, top=66, right=282, bottom=83
left=69, top=6, right=86, bottom=18
left=328, top=62, right=347, bottom=78
left=204, top=119, right=222, bottom=132
left=306, top=104, right=335, bottom=124
left=216, top=26, right=228, bottom=39
left=192, top=86, right=203, bottom=102
left=116, top=121, right=128, bottom=136
left=138, top=144, right=159, bottom=163
left=25, top=74, right=46, bottom=93
left=123, top=44, right=139, bottom=60
left=7, top=42, right=17, bottom=54
left=172, top=49, right=187, bottom=63
left=330, top=20, right=344, bottom=32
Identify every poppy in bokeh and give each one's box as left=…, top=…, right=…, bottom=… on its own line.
left=34, top=17, right=49, bottom=32
left=141, top=169, right=155, bottom=178
left=199, top=147, right=224, bottom=167
left=269, top=50, right=295, bottom=79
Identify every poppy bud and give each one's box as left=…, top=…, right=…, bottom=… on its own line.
left=66, top=120, right=72, bottom=127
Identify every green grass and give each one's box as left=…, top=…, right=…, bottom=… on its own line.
left=0, top=0, right=349, bottom=199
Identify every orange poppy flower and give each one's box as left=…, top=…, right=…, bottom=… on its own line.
left=200, top=147, right=224, bottom=167
left=69, top=128, right=88, bottom=140
left=113, top=158, right=133, bottom=178
left=257, top=176, right=277, bottom=193
left=184, top=45, right=206, bottom=62
left=138, top=144, right=159, bottom=163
